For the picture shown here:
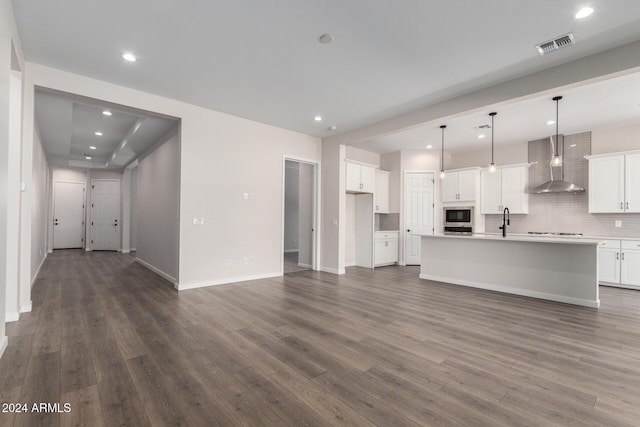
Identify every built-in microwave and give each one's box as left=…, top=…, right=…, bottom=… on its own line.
left=443, top=207, right=474, bottom=234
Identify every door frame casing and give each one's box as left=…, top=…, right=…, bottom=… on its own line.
left=52, top=180, right=86, bottom=250
left=89, top=178, right=121, bottom=251
left=401, top=170, right=436, bottom=266
left=281, top=156, right=321, bottom=274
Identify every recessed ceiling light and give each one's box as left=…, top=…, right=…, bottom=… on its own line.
left=575, top=7, right=594, bottom=19
left=426, top=145, right=433, bottom=149
left=89, top=146, right=97, bottom=150
left=122, top=52, right=137, bottom=62
left=314, top=116, right=323, bottom=122
left=102, top=110, right=112, bottom=116
left=478, top=134, right=486, bottom=139
left=85, top=156, right=92, bottom=160
left=94, top=131, right=103, bottom=136
left=546, top=120, right=555, bottom=125
left=318, top=34, right=334, bottom=44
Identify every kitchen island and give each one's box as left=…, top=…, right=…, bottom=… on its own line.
left=416, top=233, right=604, bottom=308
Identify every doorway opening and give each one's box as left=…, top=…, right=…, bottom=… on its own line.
left=282, top=158, right=319, bottom=274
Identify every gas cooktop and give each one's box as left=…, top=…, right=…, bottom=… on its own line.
left=527, top=231, right=583, bottom=236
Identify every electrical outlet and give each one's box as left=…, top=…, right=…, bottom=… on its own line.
left=243, top=192, right=249, bottom=200
left=615, top=220, right=622, bottom=228
left=226, top=259, right=232, bottom=266
left=249, top=257, right=254, bottom=264
left=192, top=217, right=204, bottom=225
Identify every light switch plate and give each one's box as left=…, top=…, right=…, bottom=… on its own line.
left=615, top=220, right=622, bottom=228
left=243, top=192, right=249, bottom=200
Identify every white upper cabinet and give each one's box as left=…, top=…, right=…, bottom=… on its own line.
left=345, top=161, right=376, bottom=193
left=375, top=170, right=390, bottom=213
left=441, top=169, right=477, bottom=203
left=587, top=151, right=640, bottom=213
left=480, top=165, right=529, bottom=214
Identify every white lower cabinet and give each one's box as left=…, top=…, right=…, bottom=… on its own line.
left=374, top=232, right=398, bottom=267
left=599, top=240, right=640, bottom=288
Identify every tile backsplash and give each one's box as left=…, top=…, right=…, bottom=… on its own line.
left=485, top=131, right=640, bottom=238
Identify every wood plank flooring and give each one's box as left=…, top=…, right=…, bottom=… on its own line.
left=2, top=249, right=640, bottom=426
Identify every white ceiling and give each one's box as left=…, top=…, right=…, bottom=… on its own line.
left=35, top=88, right=179, bottom=169
left=356, top=71, right=640, bottom=153
left=12, top=1, right=640, bottom=141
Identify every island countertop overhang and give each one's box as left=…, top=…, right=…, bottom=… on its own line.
left=412, top=232, right=605, bottom=246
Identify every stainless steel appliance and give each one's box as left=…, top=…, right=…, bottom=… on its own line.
left=443, top=206, right=474, bottom=234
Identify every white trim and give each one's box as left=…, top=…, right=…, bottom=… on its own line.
left=585, top=150, right=640, bottom=160
left=321, top=267, right=345, bottom=275
left=297, top=262, right=312, bottom=268
left=0, top=336, right=8, bottom=360
left=135, top=258, right=177, bottom=285
left=284, top=249, right=298, bottom=253
left=20, top=303, right=32, bottom=313
left=177, top=272, right=282, bottom=291
left=5, top=312, right=19, bottom=322
left=344, top=159, right=378, bottom=168
left=85, top=248, right=92, bottom=252
left=419, top=273, right=600, bottom=308
left=129, top=247, right=137, bottom=251
left=121, top=249, right=131, bottom=254
left=600, top=282, right=640, bottom=290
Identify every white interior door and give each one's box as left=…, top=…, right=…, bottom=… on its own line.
left=91, top=179, right=120, bottom=251
left=404, top=172, right=434, bottom=265
left=53, top=182, right=85, bottom=249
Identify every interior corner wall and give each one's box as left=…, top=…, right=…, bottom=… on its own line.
left=136, top=127, right=180, bottom=284
left=30, top=127, right=48, bottom=282
left=284, top=161, right=299, bottom=252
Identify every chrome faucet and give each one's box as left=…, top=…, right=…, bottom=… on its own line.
left=499, top=207, right=510, bottom=238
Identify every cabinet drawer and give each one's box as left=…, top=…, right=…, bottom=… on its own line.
left=375, top=232, right=399, bottom=240
left=600, top=240, right=621, bottom=249
left=621, top=240, right=640, bottom=250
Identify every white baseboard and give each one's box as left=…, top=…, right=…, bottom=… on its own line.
left=345, top=261, right=356, bottom=267
left=121, top=249, right=130, bottom=254
left=177, top=272, right=282, bottom=291
left=130, top=247, right=137, bottom=252
left=20, top=303, right=32, bottom=313
left=419, top=273, right=600, bottom=308
left=5, top=312, right=19, bottom=322
left=135, top=258, right=177, bottom=286
left=321, top=266, right=345, bottom=275
left=85, top=248, right=92, bottom=252
left=297, top=262, right=312, bottom=268
left=0, top=336, right=7, bottom=360
left=284, top=249, right=298, bottom=254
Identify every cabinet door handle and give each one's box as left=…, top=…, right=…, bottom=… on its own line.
left=376, top=205, right=379, bottom=211
left=626, top=202, right=629, bottom=210
left=385, top=241, right=389, bottom=247
left=621, top=202, right=624, bottom=210
left=616, top=252, right=619, bottom=260
left=622, top=253, right=625, bottom=261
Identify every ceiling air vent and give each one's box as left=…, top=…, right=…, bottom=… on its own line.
left=535, top=33, right=575, bottom=55
left=474, top=124, right=491, bottom=130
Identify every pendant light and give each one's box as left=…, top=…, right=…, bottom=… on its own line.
left=489, top=112, right=497, bottom=173
left=439, top=125, right=446, bottom=179
left=552, top=96, right=563, bottom=166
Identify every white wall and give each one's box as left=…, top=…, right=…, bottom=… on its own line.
left=284, top=161, right=299, bottom=252
left=1, top=0, right=25, bottom=350
left=380, top=151, right=401, bottom=213
left=30, top=127, right=48, bottom=282
left=448, top=142, right=528, bottom=170
left=345, top=194, right=356, bottom=266
left=345, top=145, right=380, bottom=166
left=297, top=162, right=314, bottom=267
left=321, top=141, right=345, bottom=274
left=591, top=122, right=640, bottom=155
left=136, top=127, right=180, bottom=283
left=130, top=167, right=138, bottom=250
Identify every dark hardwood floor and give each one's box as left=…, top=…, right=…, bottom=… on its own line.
left=2, top=250, right=640, bottom=426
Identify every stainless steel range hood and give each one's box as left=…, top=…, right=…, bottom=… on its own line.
left=530, top=134, right=585, bottom=194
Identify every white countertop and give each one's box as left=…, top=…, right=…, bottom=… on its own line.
left=414, top=232, right=604, bottom=245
